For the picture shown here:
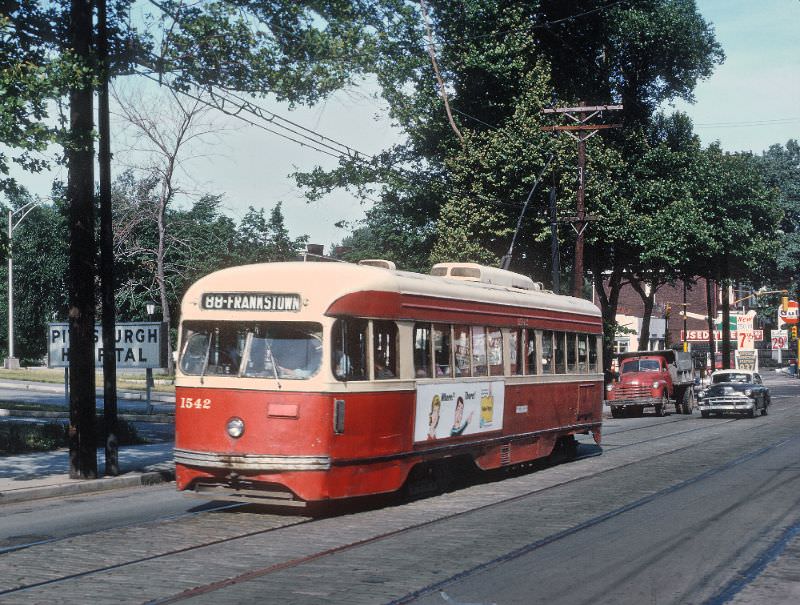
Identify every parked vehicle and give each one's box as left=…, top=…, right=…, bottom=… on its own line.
left=605, top=350, right=695, bottom=417
left=697, top=370, right=770, bottom=418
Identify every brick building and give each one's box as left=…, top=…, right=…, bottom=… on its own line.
left=594, top=277, right=720, bottom=353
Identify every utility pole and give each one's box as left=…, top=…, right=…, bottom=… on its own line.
left=98, top=0, right=119, bottom=476
left=542, top=103, right=622, bottom=298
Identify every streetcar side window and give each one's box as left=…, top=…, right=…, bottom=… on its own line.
left=525, top=328, right=538, bottom=375
left=554, top=332, right=567, bottom=374
left=541, top=331, right=554, bottom=374
left=589, top=335, right=599, bottom=373
left=472, top=327, right=488, bottom=376
left=373, top=320, right=397, bottom=379
left=454, top=325, right=471, bottom=377
left=332, top=318, right=368, bottom=381
left=488, top=328, right=503, bottom=376
left=577, top=334, right=588, bottom=373
left=509, top=329, right=523, bottom=375
left=567, top=333, right=578, bottom=373
left=414, top=323, right=433, bottom=377
left=433, top=324, right=453, bottom=377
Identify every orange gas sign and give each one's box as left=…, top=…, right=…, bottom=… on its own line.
left=779, top=300, right=799, bottom=325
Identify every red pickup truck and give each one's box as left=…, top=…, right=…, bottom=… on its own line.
left=605, top=350, right=696, bottom=418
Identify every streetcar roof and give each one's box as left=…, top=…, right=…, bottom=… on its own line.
left=180, top=261, right=601, bottom=321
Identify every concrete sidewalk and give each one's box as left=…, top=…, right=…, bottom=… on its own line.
left=0, top=442, right=175, bottom=505
left=0, top=378, right=176, bottom=403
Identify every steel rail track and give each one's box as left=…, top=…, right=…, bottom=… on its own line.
left=3, top=405, right=795, bottom=601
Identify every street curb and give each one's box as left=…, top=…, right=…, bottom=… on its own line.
left=0, top=409, right=174, bottom=422
left=0, top=380, right=176, bottom=403
left=0, top=468, right=175, bottom=505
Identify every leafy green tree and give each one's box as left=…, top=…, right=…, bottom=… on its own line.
left=295, top=0, right=724, bottom=277
left=235, top=203, right=308, bottom=264
left=756, top=140, right=800, bottom=297
left=0, top=190, right=68, bottom=363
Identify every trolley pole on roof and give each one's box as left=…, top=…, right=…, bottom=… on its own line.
left=542, top=103, right=622, bottom=298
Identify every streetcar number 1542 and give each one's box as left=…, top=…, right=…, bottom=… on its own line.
left=180, top=397, right=211, bottom=409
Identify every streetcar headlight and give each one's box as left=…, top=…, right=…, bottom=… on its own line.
left=226, top=417, right=245, bottom=438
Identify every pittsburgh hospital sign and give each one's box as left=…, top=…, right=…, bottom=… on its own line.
left=48, top=322, right=166, bottom=369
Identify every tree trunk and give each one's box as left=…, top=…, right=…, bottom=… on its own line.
left=629, top=277, right=657, bottom=352
left=157, top=171, right=174, bottom=375
left=67, top=0, right=97, bottom=479
left=591, top=257, right=623, bottom=373
left=721, top=278, right=732, bottom=369
left=705, top=277, right=716, bottom=372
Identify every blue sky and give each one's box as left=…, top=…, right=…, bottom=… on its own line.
left=670, top=0, right=800, bottom=152
left=10, top=0, right=800, bottom=248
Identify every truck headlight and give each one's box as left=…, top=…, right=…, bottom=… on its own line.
left=744, top=388, right=752, bottom=397
left=226, top=417, right=245, bottom=438
left=606, top=383, right=613, bottom=392
left=652, top=381, right=659, bottom=389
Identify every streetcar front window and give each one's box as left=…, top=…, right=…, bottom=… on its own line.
left=180, top=322, right=322, bottom=379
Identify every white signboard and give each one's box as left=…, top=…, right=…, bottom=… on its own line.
left=771, top=329, right=788, bottom=350
left=414, top=381, right=505, bottom=443
left=735, top=350, right=758, bottom=372
left=47, top=322, right=166, bottom=369
left=736, top=312, right=755, bottom=351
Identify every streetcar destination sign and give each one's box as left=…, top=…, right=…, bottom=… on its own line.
left=201, top=292, right=301, bottom=312
left=47, top=322, right=166, bottom=369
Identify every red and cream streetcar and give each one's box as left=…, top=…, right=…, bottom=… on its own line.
left=174, top=260, right=603, bottom=506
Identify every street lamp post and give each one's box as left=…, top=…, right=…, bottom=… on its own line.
left=5, top=201, right=45, bottom=369
left=145, top=301, right=157, bottom=412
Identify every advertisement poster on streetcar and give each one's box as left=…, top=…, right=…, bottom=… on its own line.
left=414, top=381, right=505, bottom=443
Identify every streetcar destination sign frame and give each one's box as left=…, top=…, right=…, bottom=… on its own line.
left=47, top=322, right=167, bottom=369
left=201, top=292, right=302, bottom=312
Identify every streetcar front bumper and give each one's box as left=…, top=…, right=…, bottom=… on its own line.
left=174, top=448, right=331, bottom=471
